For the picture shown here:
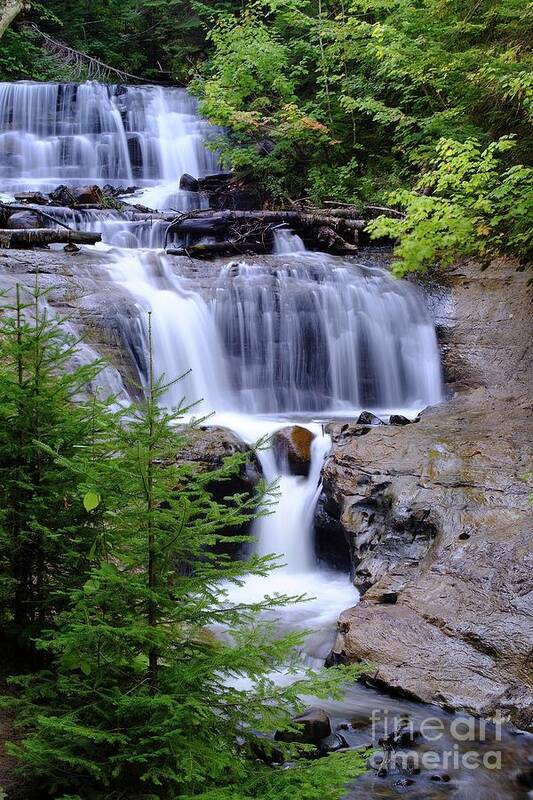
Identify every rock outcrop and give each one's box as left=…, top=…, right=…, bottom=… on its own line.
left=320, top=258, right=533, bottom=728
left=177, top=425, right=261, bottom=499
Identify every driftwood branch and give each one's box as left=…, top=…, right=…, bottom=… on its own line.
left=0, top=229, right=101, bottom=249
left=364, top=205, right=406, bottom=219
left=28, top=23, right=164, bottom=84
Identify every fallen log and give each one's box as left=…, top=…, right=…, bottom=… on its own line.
left=167, top=241, right=267, bottom=259
left=164, top=208, right=365, bottom=253
left=167, top=209, right=365, bottom=230
left=0, top=228, right=102, bottom=249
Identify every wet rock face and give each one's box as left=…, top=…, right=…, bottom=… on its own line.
left=319, top=454, right=438, bottom=592
left=177, top=426, right=261, bottom=557
left=320, top=258, right=533, bottom=727
left=275, top=707, right=332, bottom=745
left=271, top=425, right=315, bottom=476
left=6, top=210, right=40, bottom=229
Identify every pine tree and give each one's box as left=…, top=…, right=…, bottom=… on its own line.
left=7, top=314, right=363, bottom=799
left=0, top=282, right=111, bottom=655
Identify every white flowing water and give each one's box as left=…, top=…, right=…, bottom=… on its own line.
left=273, top=227, right=306, bottom=254
left=1, top=80, right=442, bottom=663
left=101, top=243, right=441, bottom=661
left=0, top=81, right=217, bottom=193
left=0, top=81, right=217, bottom=245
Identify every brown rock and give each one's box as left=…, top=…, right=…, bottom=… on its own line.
left=275, top=707, right=331, bottom=744
left=272, top=425, right=315, bottom=476
left=13, top=191, right=48, bottom=204
left=72, top=185, right=103, bottom=205
left=322, top=257, right=533, bottom=727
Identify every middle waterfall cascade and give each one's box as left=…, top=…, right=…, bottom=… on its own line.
left=107, top=250, right=442, bottom=416
left=105, top=244, right=441, bottom=660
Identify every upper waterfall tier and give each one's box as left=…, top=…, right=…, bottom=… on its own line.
left=0, top=82, right=218, bottom=195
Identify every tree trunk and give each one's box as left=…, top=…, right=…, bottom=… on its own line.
left=0, top=228, right=101, bottom=248
left=0, top=1, right=29, bottom=39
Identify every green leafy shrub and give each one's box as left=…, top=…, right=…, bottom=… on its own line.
left=367, top=136, right=533, bottom=275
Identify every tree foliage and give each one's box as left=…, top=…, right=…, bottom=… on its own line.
left=367, top=136, right=533, bottom=274
left=0, top=283, right=109, bottom=652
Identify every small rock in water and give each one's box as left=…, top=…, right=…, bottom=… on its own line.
left=14, top=191, right=48, bottom=205
left=430, top=773, right=451, bottom=782
left=389, top=414, right=419, bottom=425
left=320, top=732, right=344, bottom=752
left=72, top=185, right=103, bottom=205
left=272, top=425, right=315, bottom=476
left=48, top=184, right=103, bottom=206
left=49, top=184, right=76, bottom=206
left=275, top=706, right=331, bottom=744
left=6, top=210, right=40, bottom=229
left=356, top=411, right=384, bottom=426
left=179, top=173, right=199, bottom=192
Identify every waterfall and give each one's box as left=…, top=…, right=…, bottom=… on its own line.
left=2, top=80, right=443, bottom=663
left=101, top=245, right=440, bottom=660
left=105, top=250, right=441, bottom=417
left=0, top=81, right=218, bottom=208
left=213, top=258, right=441, bottom=414
left=273, top=228, right=306, bottom=254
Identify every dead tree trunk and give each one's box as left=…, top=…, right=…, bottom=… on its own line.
left=0, top=1, right=29, bottom=39
left=164, top=208, right=366, bottom=255
left=0, top=228, right=101, bottom=248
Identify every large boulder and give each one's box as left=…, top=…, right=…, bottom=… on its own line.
left=271, top=425, right=315, bottom=476
left=322, top=258, right=533, bottom=728
left=179, top=173, right=199, bottom=192
left=177, top=425, right=261, bottom=496
left=6, top=210, right=41, bottom=229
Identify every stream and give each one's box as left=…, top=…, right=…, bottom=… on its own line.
left=1, top=80, right=531, bottom=799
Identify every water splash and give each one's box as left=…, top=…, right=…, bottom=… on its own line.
left=273, top=228, right=306, bottom=254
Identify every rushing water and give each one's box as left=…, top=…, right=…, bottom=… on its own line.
left=106, top=249, right=442, bottom=416
left=0, top=81, right=217, bottom=190
left=3, top=80, right=529, bottom=799
left=0, top=80, right=217, bottom=229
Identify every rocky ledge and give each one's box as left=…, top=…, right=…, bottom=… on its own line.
left=319, top=258, right=533, bottom=728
